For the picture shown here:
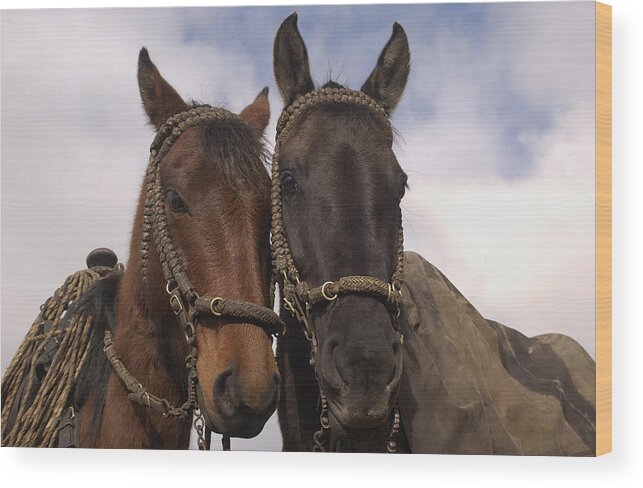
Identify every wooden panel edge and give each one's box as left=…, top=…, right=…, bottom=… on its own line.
left=595, top=1, right=612, bottom=457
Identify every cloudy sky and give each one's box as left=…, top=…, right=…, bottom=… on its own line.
left=1, top=2, right=596, bottom=450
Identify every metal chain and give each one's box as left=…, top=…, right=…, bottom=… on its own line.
left=387, top=407, right=401, bottom=453
left=193, top=408, right=207, bottom=450
left=312, top=394, right=331, bottom=452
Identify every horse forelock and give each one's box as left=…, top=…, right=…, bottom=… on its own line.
left=187, top=102, right=270, bottom=190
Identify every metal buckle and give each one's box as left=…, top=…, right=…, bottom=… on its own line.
left=169, top=294, right=183, bottom=315
left=209, top=297, right=223, bottom=317
left=321, top=281, right=338, bottom=301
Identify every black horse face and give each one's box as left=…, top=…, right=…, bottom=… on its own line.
left=274, top=14, right=411, bottom=432
left=280, top=105, right=406, bottom=431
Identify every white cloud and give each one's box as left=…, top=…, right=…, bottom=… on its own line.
left=399, top=102, right=595, bottom=356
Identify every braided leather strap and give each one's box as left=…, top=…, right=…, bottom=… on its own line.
left=307, top=276, right=401, bottom=308
left=194, top=296, right=284, bottom=336
left=276, top=86, right=388, bottom=136
left=103, top=331, right=191, bottom=418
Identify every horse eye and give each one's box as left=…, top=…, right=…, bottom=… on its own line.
left=281, top=172, right=298, bottom=195
left=167, top=190, right=188, bottom=214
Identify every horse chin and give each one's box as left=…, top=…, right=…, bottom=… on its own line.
left=207, top=413, right=268, bottom=439
left=327, top=409, right=390, bottom=443
left=197, top=386, right=273, bottom=439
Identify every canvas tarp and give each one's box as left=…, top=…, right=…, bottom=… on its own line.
left=398, top=251, right=596, bottom=456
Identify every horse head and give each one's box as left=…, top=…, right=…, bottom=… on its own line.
left=137, top=48, right=279, bottom=438
left=273, top=14, right=410, bottom=436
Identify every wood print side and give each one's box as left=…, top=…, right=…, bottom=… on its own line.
left=595, top=1, right=612, bottom=457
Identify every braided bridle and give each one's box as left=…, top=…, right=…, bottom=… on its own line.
left=105, top=105, right=284, bottom=450
left=270, top=87, right=405, bottom=452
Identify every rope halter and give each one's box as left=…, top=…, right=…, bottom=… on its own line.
left=142, top=105, right=284, bottom=339
left=270, top=87, right=405, bottom=339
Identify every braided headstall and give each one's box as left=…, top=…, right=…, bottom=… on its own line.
left=270, top=88, right=405, bottom=452
left=105, top=105, right=284, bottom=450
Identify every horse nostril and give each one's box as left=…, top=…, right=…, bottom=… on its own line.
left=212, top=368, right=237, bottom=416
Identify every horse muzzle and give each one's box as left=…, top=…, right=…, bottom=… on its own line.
left=197, top=372, right=278, bottom=439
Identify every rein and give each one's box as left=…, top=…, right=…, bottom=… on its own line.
left=105, top=105, right=284, bottom=450
left=270, top=87, right=405, bottom=453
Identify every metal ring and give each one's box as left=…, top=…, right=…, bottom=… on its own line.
left=169, top=294, right=183, bottom=315
left=209, top=297, right=223, bottom=317
left=321, top=281, right=338, bottom=301
left=303, top=328, right=314, bottom=342
left=392, top=281, right=402, bottom=296
left=388, top=282, right=402, bottom=303
left=166, top=281, right=176, bottom=295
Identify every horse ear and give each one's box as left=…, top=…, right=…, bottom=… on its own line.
left=273, top=12, right=315, bottom=105
left=239, top=87, right=271, bottom=133
left=137, top=47, right=188, bottom=129
left=360, top=23, right=410, bottom=113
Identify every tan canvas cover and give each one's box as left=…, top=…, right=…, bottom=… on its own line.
left=399, top=252, right=596, bottom=456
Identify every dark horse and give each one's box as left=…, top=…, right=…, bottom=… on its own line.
left=73, top=48, right=279, bottom=448
left=272, top=14, right=411, bottom=452
left=271, top=14, right=596, bottom=456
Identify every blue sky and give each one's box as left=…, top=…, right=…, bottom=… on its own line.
left=1, top=2, right=596, bottom=450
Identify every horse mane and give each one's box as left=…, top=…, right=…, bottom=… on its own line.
left=189, top=102, right=271, bottom=188
left=73, top=271, right=122, bottom=445
left=321, top=80, right=344, bottom=90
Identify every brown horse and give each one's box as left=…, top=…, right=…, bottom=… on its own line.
left=72, top=48, right=279, bottom=448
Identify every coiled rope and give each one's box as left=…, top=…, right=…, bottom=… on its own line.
left=1, top=263, right=116, bottom=447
